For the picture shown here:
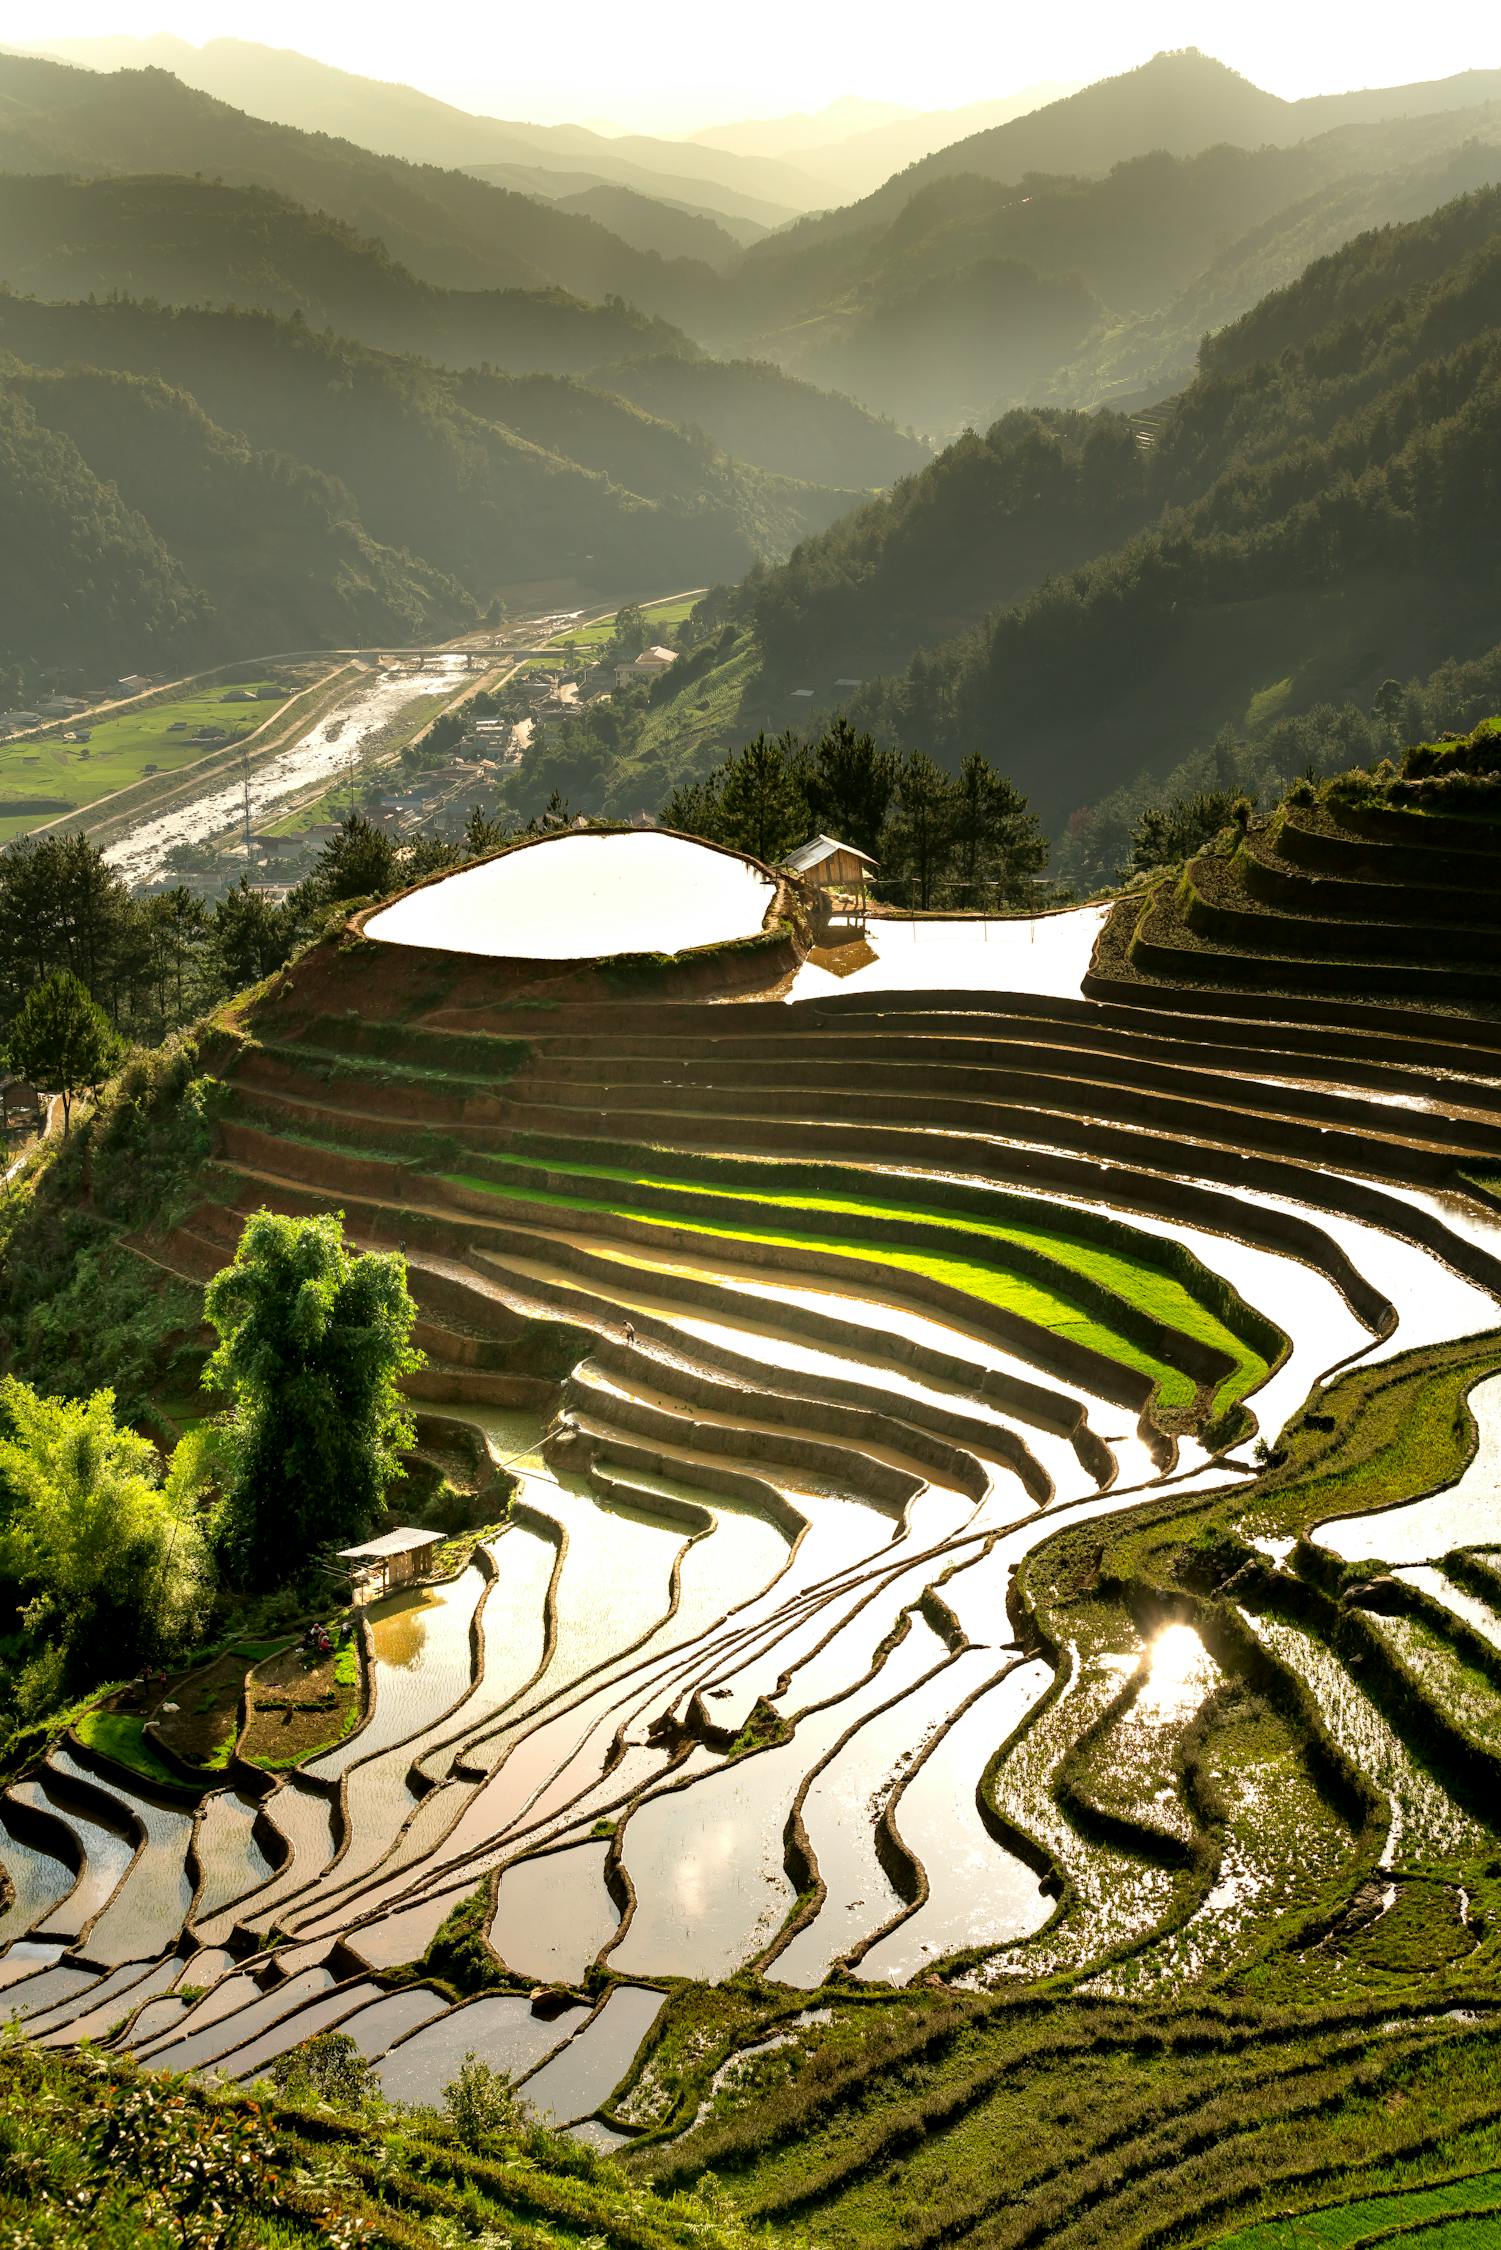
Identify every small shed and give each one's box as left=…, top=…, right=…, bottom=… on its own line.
left=783, top=833, right=879, bottom=935
left=336, top=1526, right=443, bottom=1600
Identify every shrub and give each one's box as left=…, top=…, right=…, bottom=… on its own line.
left=269, top=2031, right=377, bottom=2110
left=443, top=2053, right=526, bottom=2147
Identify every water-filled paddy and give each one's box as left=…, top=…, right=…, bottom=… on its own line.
left=855, top=1656, right=1053, bottom=1982
left=785, top=908, right=1109, bottom=1001
left=520, top=1985, right=665, bottom=2123
left=191, top=1791, right=274, bottom=1926
left=491, top=1841, right=619, bottom=1982
left=611, top=1606, right=945, bottom=1982
left=0, top=1805, right=76, bottom=1943
left=366, top=829, right=775, bottom=960
left=376, top=1993, right=591, bottom=2105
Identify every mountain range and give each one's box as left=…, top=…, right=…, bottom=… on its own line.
left=566, top=182, right=1501, bottom=829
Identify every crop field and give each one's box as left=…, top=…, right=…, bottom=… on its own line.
left=4, top=797, right=1501, bottom=2244
left=0, top=677, right=301, bottom=842
left=549, top=594, right=700, bottom=652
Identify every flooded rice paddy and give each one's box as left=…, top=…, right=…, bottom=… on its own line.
left=6, top=913, right=1501, bottom=2141
left=367, top=829, right=775, bottom=960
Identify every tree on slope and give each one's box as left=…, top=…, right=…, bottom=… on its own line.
left=714, top=732, right=807, bottom=864
left=204, top=1208, right=422, bottom=1583
left=6, top=967, right=120, bottom=1133
left=885, top=747, right=955, bottom=909
left=953, top=750, right=1049, bottom=905
left=799, top=716, right=896, bottom=856
left=0, top=1378, right=213, bottom=1713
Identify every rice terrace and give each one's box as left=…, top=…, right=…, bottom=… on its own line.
left=3, top=752, right=1501, bottom=2246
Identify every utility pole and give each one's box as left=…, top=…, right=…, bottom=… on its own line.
left=241, top=739, right=253, bottom=869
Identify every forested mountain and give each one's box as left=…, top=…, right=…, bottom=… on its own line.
left=746, top=409, right=1149, bottom=676
left=550, top=186, right=746, bottom=269
left=727, top=114, right=1501, bottom=427
left=11, top=364, right=471, bottom=653
left=590, top=354, right=931, bottom=485
left=0, top=375, right=207, bottom=675
left=688, top=86, right=1076, bottom=203
left=842, top=187, right=1501, bottom=820
left=0, top=52, right=724, bottom=328
left=9, top=48, right=1501, bottom=441
left=585, top=184, right=1501, bottom=829
left=0, top=175, right=690, bottom=376
left=0, top=293, right=859, bottom=680
left=834, top=49, right=1501, bottom=225
left=1049, top=138, right=1501, bottom=407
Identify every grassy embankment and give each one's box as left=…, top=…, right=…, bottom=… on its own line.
left=0, top=2035, right=772, bottom=2249
left=0, top=679, right=297, bottom=844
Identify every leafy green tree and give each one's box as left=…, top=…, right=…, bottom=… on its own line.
left=714, top=732, right=807, bottom=863
left=606, top=602, right=650, bottom=662
left=400, top=833, right=460, bottom=883
left=5, top=967, right=120, bottom=1133
left=445, top=2054, right=527, bottom=2148
left=1129, top=790, right=1240, bottom=874
left=463, top=805, right=509, bottom=857
left=270, top=2031, right=378, bottom=2109
left=0, top=1378, right=213, bottom=1708
left=143, top=887, right=207, bottom=1024
left=1371, top=676, right=1405, bottom=745
left=658, top=773, right=722, bottom=841
left=203, top=1209, right=422, bottom=1584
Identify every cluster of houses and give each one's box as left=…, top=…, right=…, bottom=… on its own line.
left=1, top=677, right=162, bottom=738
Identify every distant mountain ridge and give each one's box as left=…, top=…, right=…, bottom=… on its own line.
left=0, top=51, right=724, bottom=329
left=41, top=35, right=826, bottom=215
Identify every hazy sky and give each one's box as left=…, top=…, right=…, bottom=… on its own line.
left=8, top=0, right=1498, bottom=133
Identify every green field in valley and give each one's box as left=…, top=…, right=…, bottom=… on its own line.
left=0, top=678, right=300, bottom=843
left=547, top=593, right=700, bottom=652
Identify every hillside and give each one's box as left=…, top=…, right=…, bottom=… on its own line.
left=0, top=173, right=691, bottom=377
left=551, top=185, right=746, bottom=269
left=0, top=373, right=208, bottom=676
left=0, top=51, right=724, bottom=329
left=43, top=31, right=824, bottom=215
left=849, top=48, right=1501, bottom=221
left=609, top=182, right=1501, bottom=828
left=727, top=113, right=1501, bottom=428
left=591, top=352, right=931, bottom=484
left=0, top=294, right=859, bottom=672
left=2, top=792, right=1501, bottom=2238
left=11, top=364, right=473, bottom=653
left=1051, top=135, right=1501, bottom=408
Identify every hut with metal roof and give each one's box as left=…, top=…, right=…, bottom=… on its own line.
left=336, top=1526, right=444, bottom=1600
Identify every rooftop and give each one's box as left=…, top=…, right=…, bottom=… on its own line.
left=784, top=833, right=880, bottom=876
left=336, top=1526, right=444, bottom=1562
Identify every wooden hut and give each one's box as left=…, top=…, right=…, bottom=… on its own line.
left=336, top=1526, right=443, bottom=1601
left=783, top=834, right=879, bottom=933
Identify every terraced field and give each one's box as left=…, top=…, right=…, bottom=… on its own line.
left=4, top=804, right=1501, bottom=2244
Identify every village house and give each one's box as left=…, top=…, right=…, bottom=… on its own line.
left=615, top=644, right=679, bottom=688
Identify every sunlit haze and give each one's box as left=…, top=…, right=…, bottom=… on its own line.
left=7, top=0, right=1498, bottom=132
